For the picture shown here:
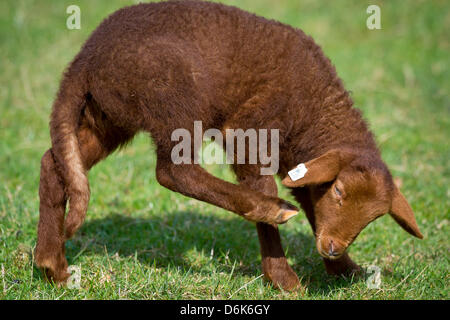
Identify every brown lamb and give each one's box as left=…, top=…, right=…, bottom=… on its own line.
left=35, top=0, right=423, bottom=291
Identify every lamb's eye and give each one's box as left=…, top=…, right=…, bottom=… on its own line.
left=334, top=185, right=342, bottom=197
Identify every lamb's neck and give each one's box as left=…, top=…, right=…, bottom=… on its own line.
left=280, top=94, right=379, bottom=175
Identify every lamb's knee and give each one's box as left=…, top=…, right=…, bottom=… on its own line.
left=40, top=149, right=56, bottom=177
left=155, top=163, right=192, bottom=192
left=41, top=149, right=52, bottom=166
left=156, top=165, right=175, bottom=189
left=39, top=149, right=65, bottom=206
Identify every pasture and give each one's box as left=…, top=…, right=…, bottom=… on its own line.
left=0, top=0, right=448, bottom=299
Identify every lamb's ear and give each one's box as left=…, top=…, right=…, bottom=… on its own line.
left=389, top=186, right=423, bottom=239
left=282, top=149, right=342, bottom=188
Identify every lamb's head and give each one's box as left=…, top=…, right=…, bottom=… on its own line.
left=282, top=148, right=423, bottom=260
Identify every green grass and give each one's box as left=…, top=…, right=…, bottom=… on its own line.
left=0, top=0, right=449, bottom=299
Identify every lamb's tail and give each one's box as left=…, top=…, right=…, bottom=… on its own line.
left=49, top=64, right=89, bottom=240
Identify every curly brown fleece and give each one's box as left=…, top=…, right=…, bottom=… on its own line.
left=35, top=1, right=422, bottom=291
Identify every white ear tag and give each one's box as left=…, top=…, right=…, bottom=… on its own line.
left=288, top=163, right=308, bottom=181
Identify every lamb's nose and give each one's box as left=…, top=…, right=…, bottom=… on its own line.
left=328, top=240, right=339, bottom=256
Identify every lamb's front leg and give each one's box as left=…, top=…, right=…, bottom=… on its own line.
left=155, top=159, right=298, bottom=225
left=256, top=222, right=301, bottom=290
left=233, top=170, right=301, bottom=291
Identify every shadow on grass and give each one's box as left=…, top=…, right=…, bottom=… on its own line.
left=63, top=211, right=364, bottom=294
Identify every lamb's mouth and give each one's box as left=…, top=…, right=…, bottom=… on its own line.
left=319, top=249, right=343, bottom=260
left=316, top=234, right=347, bottom=260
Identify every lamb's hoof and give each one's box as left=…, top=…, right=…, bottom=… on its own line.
left=35, top=254, right=70, bottom=285
left=271, top=272, right=302, bottom=292
left=40, top=266, right=70, bottom=286
left=244, top=199, right=299, bottom=225
left=262, top=258, right=302, bottom=292
left=275, top=202, right=299, bottom=224
left=324, top=253, right=362, bottom=278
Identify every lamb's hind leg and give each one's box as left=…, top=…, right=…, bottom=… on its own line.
left=35, top=105, right=132, bottom=284
left=35, top=149, right=70, bottom=283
